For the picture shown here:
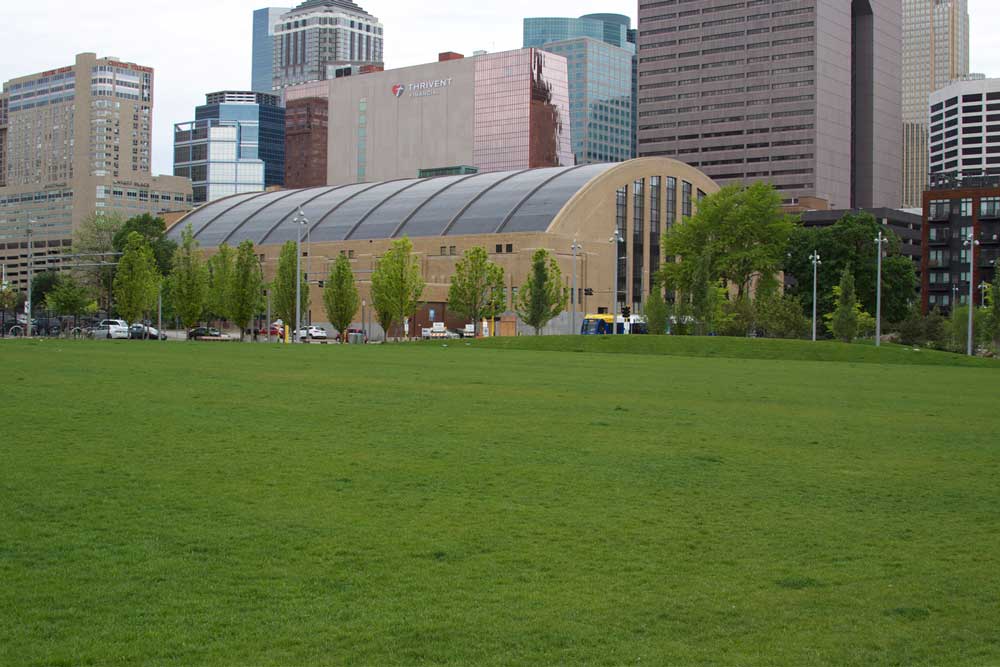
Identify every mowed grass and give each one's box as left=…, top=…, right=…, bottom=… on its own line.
left=1, top=339, right=999, bottom=666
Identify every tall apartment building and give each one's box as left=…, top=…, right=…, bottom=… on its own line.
left=637, top=0, right=902, bottom=209
left=927, top=79, right=1000, bottom=179
left=174, top=91, right=285, bottom=204
left=272, top=0, right=384, bottom=90
left=901, top=0, right=969, bottom=208
left=524, top=14, right=635, bottom=165
left=253, top=7, right=292, bottom=92
left=0, top=53, right=192, bottom=290
left=922, top=172, right=1000, bottom=313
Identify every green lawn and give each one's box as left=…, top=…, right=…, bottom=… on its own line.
left=2, top=338, right=998, bottom=666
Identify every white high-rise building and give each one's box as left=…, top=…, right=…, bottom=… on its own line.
left=929, top=78, right=1000, bottom=178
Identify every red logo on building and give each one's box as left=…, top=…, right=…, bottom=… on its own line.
left=391, top=84, right=405, bottom=98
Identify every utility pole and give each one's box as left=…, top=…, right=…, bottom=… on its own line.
left=609, top=230, right=623, bottom=334
left=26, top=219, right=34, bottom=338
left=291, top=208, right=308, bottom=344
left=874, top=232, right=888, bottom=347
left=571, top=239, right=582, bottom=335
left=809, top=250, right=821, bottom=342
left=964, top=233, right=980, bottom=356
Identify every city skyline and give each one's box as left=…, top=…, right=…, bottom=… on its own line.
left=1, top=0, right=999, bottom=178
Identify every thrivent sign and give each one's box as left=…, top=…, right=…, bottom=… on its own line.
left=391, top=78, right=453, bottom=98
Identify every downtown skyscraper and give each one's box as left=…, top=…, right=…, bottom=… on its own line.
left=271, top=0, right=384, bottom=90
left=901, top=0, right=970, bottom=207
left=636, top=1, right=902, bottom=209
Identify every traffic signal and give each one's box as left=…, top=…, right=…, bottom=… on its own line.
left=622, top=305, right=631, bottom=319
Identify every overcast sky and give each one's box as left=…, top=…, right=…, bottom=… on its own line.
left=3, top=0, right=999, bottom=176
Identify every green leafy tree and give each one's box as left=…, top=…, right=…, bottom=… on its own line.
left=895, top=306, right=926, bottom=346
left=785, top=212, right=917, bottom=323
left=983, top=272, right=1000, bottom=352
left=73, top=212, right=124, bottom=312
left=323, top=254, right=360, bottom=340
left=448, top=246, right=505, bottom=334
left=0, top=283, right=20, bottom=313
left=168, top=224, right=209, bottom=331
left=947, top=305, right=991, bottom=354
left=516, top=248, right=568, bottom=335
left=757, top=294, right=809, bottom=339
left=718, top=296, right=757, bottom=337
left=113, top=232, right=160, bottom=326
left=829, top=268, right=859, bottom=342
left=45, top=274, right=90, bottom=317
left=371, top=237, right=424, bottom=340
left=207, top=243, right=235, bottom=325
left=659, top=182, right=795, bottom=299
left=30, top=271, right=60, bottom=308
left=924, top=307, right=948, bottom=349
left=272, top=240, right=310, bottom=337
left=228, top=240, right=263, bottom=342
left=644, top=282, right=669, bottom=335
left=112, top=213, right=177, bottom=276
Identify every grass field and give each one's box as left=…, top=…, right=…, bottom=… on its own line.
left=2, top=338, right=999, bottom=666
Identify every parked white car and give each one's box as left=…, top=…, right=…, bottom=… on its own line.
left=295, top=325, right=328, bottom=340
left=92, top=319, right=129, bottom=339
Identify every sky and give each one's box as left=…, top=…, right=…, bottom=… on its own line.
left=2, top=0, right=1000, bottom=177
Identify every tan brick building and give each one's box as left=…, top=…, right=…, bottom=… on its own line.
left=166, top=157, right=717, bottom=335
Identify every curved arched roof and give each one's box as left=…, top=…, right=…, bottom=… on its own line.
left=167, top=163, right=619, bottom=247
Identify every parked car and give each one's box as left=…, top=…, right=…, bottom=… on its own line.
left=446, top=329, right=464, bottom=339
left=129, top=324, right=167, bottom=340
left=295, top=325, right=328, bottom=340
left=187, top=326, right=226, bottom=340
left=92, top=319, right=129, bottom=339
left=257, top=324, right=284, bottom=337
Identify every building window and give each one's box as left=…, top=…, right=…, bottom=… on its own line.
left=682, top=181, right=692, bottom=217
left=505, top=243, right=513, bottom=253
left=958, top=198, right=973, bottom=218
left=449, top=246, right=456, bottom=256
left=440, top=246, right=446, bottom=255
left=615, top=186, right=628, bottom=308
left=633, top=178, right=645, bottom=306
left=495, top=244, right=503, bottom=253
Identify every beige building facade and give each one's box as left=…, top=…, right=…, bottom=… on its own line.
left=901, top=0, right=970, bottom=207
left=0, top=53, right=192, bottom=290
left=166, top=158, right=718, bottom=335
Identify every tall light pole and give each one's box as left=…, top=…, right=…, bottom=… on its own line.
left=571, top=239, right=582, bottom=335
left=874, top=231, right=888, bottom=347
left=609, top=230, right=623, bottom=334
left=291, top=208, right=308, bottom=344
left=809, top=250, right=821, bottom=342
left=25, top=219, right=35, bottom=338
left=964, top=233, right=980, bottom=356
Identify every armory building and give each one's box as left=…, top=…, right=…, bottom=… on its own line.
left=166, top=157, right=718, bottom=336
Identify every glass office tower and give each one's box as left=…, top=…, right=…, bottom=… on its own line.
left=174, top=91, right=285, bottom=203
left=252, top=7, right=291, bottom=92
left=524, top=13, right=635, bottom=165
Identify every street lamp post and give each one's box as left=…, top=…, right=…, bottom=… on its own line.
left=609, top=230, right=623, bottom=334
left=809, top=250, right=821, bottom=342
left=571, top=239, right=582, bottom=335
left=964, top=234, right=980, bottom=356
left=291, top=208, right=308, bottom=344
left=25, top=219, right=35, bottom=338
left=874, top=231, right=888, bottom=347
